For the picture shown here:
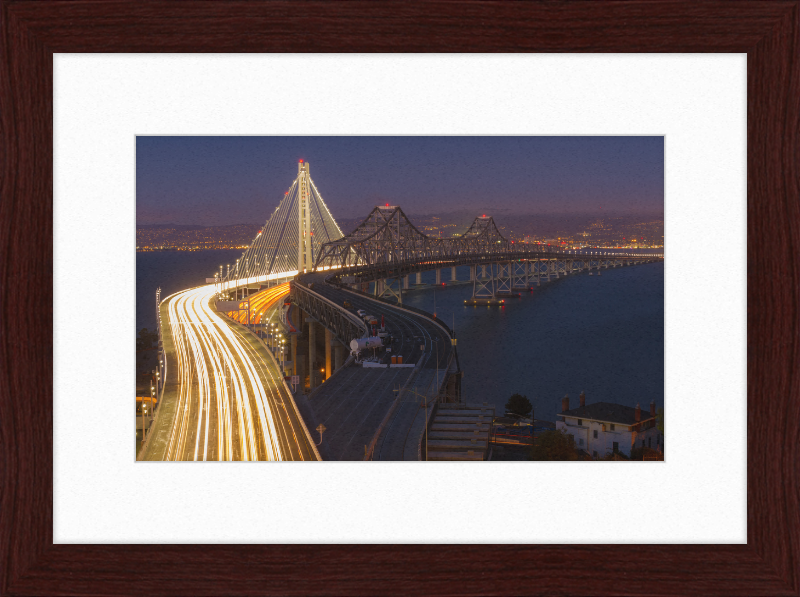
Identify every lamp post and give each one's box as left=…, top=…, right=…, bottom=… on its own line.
left=141, top=400, right=148, bottom=446
left=424, top=388, right=428, bottom=461
left=434, top=336, right=440, bottom=398
left=143, top=381, right=154, bottom=444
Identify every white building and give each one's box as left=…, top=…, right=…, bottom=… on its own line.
left=555, top=392, right=663, bottom=459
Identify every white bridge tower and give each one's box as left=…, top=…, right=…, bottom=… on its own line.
left=297, top=160, right=314, bottom=274
left=221, top=160, right=343, bottom=287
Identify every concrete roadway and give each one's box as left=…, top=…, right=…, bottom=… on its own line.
left=141, top=284, right=318, bottom=461
left=295, top=272, right=453, bottom=460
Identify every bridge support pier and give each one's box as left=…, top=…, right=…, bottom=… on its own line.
left=291, top=335, right=297, bottom=376
left=334, top=343, right=345, bottom=371
left=416, top=272, right=422, bottom=285
left=495, top=262, right=512, bottom=294
left=378, top=277, right=403, bottom=304
left=472, top=263, right=496, bottom=299
left=469, top=265, right=476, bottom=281
left=451, top=266, right=457, bottom=282
left=403, top=275, right=409, bottom=289
left=308, top=320, right=317, bottom=390
left=325, top=328, right=332, bottom=381
left=435, top=269, right=441, bottom=285
left=512, top=260, right=529, bottom=289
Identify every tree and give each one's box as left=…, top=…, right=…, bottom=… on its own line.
left=530, top=429, right=578, bottom=461
left=505, top=393, right=532, bottom=418
left=629, top=447, right=646, bottom=461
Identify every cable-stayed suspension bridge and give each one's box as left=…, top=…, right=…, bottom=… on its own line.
left=141, top=161, right=663, bottom=461
left=214, top=160, right=344, bottom=293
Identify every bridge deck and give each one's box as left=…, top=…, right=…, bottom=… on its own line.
left=301, top=366, right=416, bottom=461
left=294, top=272, right=454, bottom=460
left=372, top=367, right=448, bottom=461
left=141, top=288, right=318, bottom=461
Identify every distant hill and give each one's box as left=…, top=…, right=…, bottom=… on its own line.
left=136, top=224, right=261, bottom=251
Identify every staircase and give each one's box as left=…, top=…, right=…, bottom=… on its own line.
left=425, top=402, right=495, bottom=461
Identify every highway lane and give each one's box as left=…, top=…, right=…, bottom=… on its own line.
left=225, top=283, right=290, bottom=326
left=296, top=272, right=454, bottom=460
left=301, top=274, right=452, bottom=369
left=151, top=283, right=318, bottom=461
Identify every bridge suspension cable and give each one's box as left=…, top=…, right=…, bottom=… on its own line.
left=219, top=161, right=344, bottom=290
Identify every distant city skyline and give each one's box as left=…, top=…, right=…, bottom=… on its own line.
left=136, top=136, right=664, bottom=226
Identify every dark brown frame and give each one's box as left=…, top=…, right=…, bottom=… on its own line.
left=1, top=1, right=798, bottom=595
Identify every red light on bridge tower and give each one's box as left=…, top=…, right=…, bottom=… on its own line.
left=299, top=159, right=303, bottom=163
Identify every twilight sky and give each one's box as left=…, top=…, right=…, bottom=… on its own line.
left=136, top=136, right=663, bottom=226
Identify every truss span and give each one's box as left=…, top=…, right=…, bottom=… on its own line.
left=313, top=207, right=582, bottom=282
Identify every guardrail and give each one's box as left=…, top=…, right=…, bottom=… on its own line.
left=291, top=280, right=369, bottom=346
left=137, top=292, right=169, bottom=461
left=363, top=365, right=422, bottom=461
left=419, top=399, right=440, bottom=461
left=229, top=315, right=323, bottom=462
left=417, top=351, right=455, bottom=461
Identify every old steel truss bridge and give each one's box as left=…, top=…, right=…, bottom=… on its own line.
left=311, top=205, right=663, bottom=302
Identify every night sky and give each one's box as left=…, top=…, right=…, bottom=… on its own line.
left=136, top=136, right=663, bottom=226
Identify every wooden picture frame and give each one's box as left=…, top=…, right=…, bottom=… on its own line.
left=1, top=1, right=798, bottom=595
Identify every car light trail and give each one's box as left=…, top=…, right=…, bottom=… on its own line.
left=162, top=283, right=300, bottom=461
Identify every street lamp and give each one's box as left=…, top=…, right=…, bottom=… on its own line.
left=141, top=400, right=148, bottom=444
left=434, top=336, right=440, bottom=397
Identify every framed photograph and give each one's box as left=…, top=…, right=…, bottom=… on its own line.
left=2, top=1, right=798, bottom=595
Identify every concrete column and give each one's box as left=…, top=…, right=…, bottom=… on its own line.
left=416, top=272, right=422, bottom=285
left=451, top=266, right=457, bottom=282
left=481, top=265, right=487, bottom=278
left=435, top=269, right=441, bottom=285
left=325, top=327, right=332, bottom=381
left=403, top=275, right=409, bottom=289
left=308, top=321, right=317, bottom=389
left=291, top=335, right=297, bottom=376
left=334, top=343, right=344, bottom=370
left=470, top=265, right=476, bottom=281
left=375, top=279, right=384, bottom=297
